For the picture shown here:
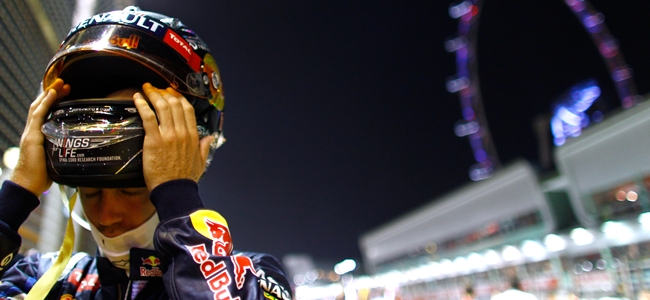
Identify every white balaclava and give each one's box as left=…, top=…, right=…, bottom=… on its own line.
left=86, top=211, right=159, bottom=270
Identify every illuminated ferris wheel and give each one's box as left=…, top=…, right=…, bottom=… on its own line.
left=446, top=0, right=641, bottom=181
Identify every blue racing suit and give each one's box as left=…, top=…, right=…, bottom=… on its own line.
left=0, top=180, right=293, bottom=300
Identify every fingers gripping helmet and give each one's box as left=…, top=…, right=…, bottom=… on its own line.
left=41, top=6, right=225, bottom=188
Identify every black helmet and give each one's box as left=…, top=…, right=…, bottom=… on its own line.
left=41, top=6, right=225, bottom=188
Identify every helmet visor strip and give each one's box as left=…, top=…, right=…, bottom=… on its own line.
left=42, top=99, right=144, bottom=149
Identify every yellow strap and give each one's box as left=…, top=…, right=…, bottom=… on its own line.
left=25, top=191, right=77, bottom=300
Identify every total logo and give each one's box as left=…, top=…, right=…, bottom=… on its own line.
left=164, top=30, right=192, bottom=60
left=163, top=29, right=201, bottom=72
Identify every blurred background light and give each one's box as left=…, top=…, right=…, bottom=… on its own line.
left=484, top=249, right=502, bottom=266
left=570, top=227, right=595, bottom=245
left=334, top=259, right=356, bottom=275
left=602, top=221, right=633, bottom=241
left=3, top=147, right=20, bottom=170
left=521, top=240, right=546, bottom=260
left=639, top=212, right=650, bottom=230
left=551, top=80, right=601, bottom=146
left=467, top=252, right=485, bottom=270
left=502, top=245, right=522, bottom=262
left=544, top=234, right=567, bottom=252
left=453, top=256, right=468, bottom=274
left=440, top=258, right=453, bottom=274
left=448, top=1, right=473, bottom=19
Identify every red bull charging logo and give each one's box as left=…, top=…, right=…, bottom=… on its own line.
left=186, top=210, right=257, bottom=299
left=189, top=210, right=233, bottom=256
left=232, top=255, right=256, bottom=290
left=140, top=255, right=163, bottom=277
left=141, top=255, right=161, bottom=267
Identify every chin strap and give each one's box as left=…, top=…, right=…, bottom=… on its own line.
left=24, top=188, right=78, bottom=300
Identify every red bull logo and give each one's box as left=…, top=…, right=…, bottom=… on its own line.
left=140, top=255, right=163, bottom=277
left=185, top=244, right=237, bottom=300
left=186, top=210, right=258, bottom=298
left=205, top=218, right=233, bottom=256
left=109, top=33, right=140, bottom=49
left=232, top=255, right=256, bottom=290
left=141, top=255, right=161, bottom=267
left=189, top=210, right=233, bottom=256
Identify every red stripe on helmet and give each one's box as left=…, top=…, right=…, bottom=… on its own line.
left=164, top=29, right=201, bottom=72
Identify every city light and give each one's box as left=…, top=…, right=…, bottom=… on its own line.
left=639, top=212, right=650, bottom=230
left=439, top=259, right=453, bottom=274
left=551, top=80, right=601, bottom=146
left=570, top=227, right=594, bottom=246
left=295, top=283, right=343, bottom=300
left=3, top=147, right=19, bottom=170
left=453, top=256, right=469, bottom=274
left=521, top=240, right=546, bottom=260
left=501, top=245, right=522, bottom=262
left=334, top=259, right=356, bottom=275
left=483, top=249, right=502, bottom=266
left=467, top=252, right=485, bottom=270
left=544, top=234, right=567, bottom=252
left=601, top=221, right=633, bottom=241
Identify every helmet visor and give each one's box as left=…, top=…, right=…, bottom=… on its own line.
left=44, top=24, right=208, bottom=99
left=42, top=99, right=146, bottom=187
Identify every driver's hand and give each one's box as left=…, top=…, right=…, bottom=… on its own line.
left=133, top=83, right=214, bottom=191
left=11, top=79, right=70, bottom=196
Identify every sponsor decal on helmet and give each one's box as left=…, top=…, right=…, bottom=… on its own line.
left=109, top=34, right=140, bottom=49
left=257, top=269, right=292, bottom=300
left=185, top=243, right=236, bottom=299
left=164, top=29, right=201, bottom=72
left=71, top=12, right=165, bottom=38
left=48, top=136, right=126, bottom=162
left=202, top=53, right=224, bottom=111
left=189, top=210, right=233, bottom=256
left=140, top=255, right=163, bottom=277
left=186, top=36, right=210, bottom=52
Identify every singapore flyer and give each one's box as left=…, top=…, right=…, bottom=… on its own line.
left=446, top=0, right=640, bottom=181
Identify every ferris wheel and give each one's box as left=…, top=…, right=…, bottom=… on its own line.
left=445, top=0, right=641, bottom=181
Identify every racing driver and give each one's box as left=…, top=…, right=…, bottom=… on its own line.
left=0, top=6, right=292, bottom=300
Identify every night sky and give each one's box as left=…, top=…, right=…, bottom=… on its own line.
left=135, top=0, right=650, bottom=270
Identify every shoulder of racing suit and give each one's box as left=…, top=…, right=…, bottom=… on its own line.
left=0, top=179, right=293, bottom=300
left=151, top=179, right=293, bottom=300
